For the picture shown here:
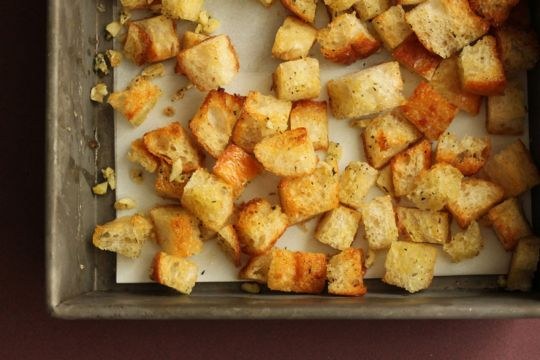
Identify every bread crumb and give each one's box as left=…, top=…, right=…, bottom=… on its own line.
left=163, top=106, right=175, bottom=117
left=172, top=84, right=193, bottom=102
left=241, top=283, right=261, bottom=294
left=101, top=167, right=116, bottom=190
left=141, top=63, right=165, bottom=79
left=90, top=83, right=108, bottom=103
left=105, top=21, right=122, bottom=39
left=106, top=50, right=122, bottom=67
left=114, top=198, right=137, bottom=210
left=130, top=168, right=144, bottom=184
left=94, top=53, right=109, bottom=75
left=92, top=182, right=108, bottom=195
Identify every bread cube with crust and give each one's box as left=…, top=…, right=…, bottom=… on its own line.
left=290, top=100, right=328, bottom=151
left=324, top=0, right=357, bottom=12
left=339, top=161, right=378, bottom=209
left=396, top=207, right=450, bottom=244
left=435, top=132, right=490, bottom=176
left=154, top=161, right=190, bottom=200
left=495, top=26, right=540, bottom=73
left=327, top=248, right=367, bottom=296
left=181, top=31, right=209, bottom=50
left=150, top=252, right=198, bottom=295
left=161, top=0, right=204, bottom=21
left=354, top=0, right=390, bottom=21
left=391, top=139, right=431, bottom=198
left=469, top=0, right=519, bottom=27
left=360, top=195, right=398, bottom=250
left=506, top=236, right=540, bottom=292
left=376, top=165, right=394, bottom=196
left=274, top=57, right=321, bottom=101
left=239, top=252, right=272, bottom=283
left=487, top=198, right=533, bottom=251
left=487, top=82, right=527, bottom=135
left=128, top=138, right=159, bottom=173
left=392, top=34, right=442, bottom=80
left=315, top=206, right=361, bottom=250
left=92, top=214, right=153, bottom=258
left=280, top=0, right=317, bottom=23
left=272, top=16, right=317, bottom=61
left=217, top=225, right=241, bottom=267
left=372, top=5, right=413, bottom=50
left=443, top=221, right=484, bottom=262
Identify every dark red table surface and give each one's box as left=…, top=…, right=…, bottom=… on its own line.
left=2, top=3, right=539, bottom=359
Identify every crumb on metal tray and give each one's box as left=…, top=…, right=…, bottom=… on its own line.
left=101, top=167, right=116, bottom=190
left=114, top=198, right=137, bottom=210
left=130, top=168, right=144, bottom=184
left=241, top=283, right=261, bottom=294
left=92, top=182, right=108, bottom=195
left=163, top=106, right=175, bottom=117
left=90, top=83, right=108, bottom=103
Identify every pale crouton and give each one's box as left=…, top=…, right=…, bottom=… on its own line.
left=360, top=195, right=398, bottom=250
left=272, top=16, right=317, bottom=61
left=150, top=251, right=198, bottom=295
left=253, top=128, right=317, bottom=177
left=396, top=207, right=450, bottom=244
left=181, top=168, right=235, bottom=232
left=495, top=26, right=540, bottom=73
left=317, top=13, right=380, bottom=64
left=327, top=248, right=367, bottom=296
left=290, top=100, right=328, bottom=151
left=506, top=236, right=540, bottom=292
left=483, top=140, right=540, bottom=197
left=376, top=165, right=394, bottom=196
left=354, top=0, right=390, bottom=21
left=232, top=91, right=292, bottom=153
left=161, top=0, right=204, bottom=21
left=154, top=161, right=190, bottom=200
left=469, top=0, right=519, bottom=27
left=213, top=144, right=263, bottom=197
left=338, top=161, right=378, bottom=209
left=92, top=214, right=153, bottom=258
left=120, top=0, right=159, bottom=9
left=217, top=225, right=241, bottom=267
left=487, top=198, right=533, bottom=251
left=128, top=138, right=159, bottom=173
left=328, top=62, right=405, bottom=119
left=149, top=206, right=203, bottom=258
left=383, top=241, right=437, bottom=293
left=108, top=77, right=162, bottom=126
left=405, top=0, right=489, bottom=58
left=239, top=252, right=272, bottom=283
left=181, top=31, right=209, bottom=50
left=443, top=221, right=484, bottom=262
left=391, top=139, right=432, bottom=197
left=487, top=82, right=527, bottom=135
left=324, top=0, right=357, bottom=12
left=362, top=112, right=421, bottom=169
left=280, top=0, right=318, bottom=23
left=190, top=89, right=244, bottom=158
left=274, top=57, right=321, bottom=101
left=392, top=34, right=442, bottom=80
left=315, top=206, right=361, bottom=250
left=176, top=35, right=240, bottom=91
left=435, top=132, right=490, bottom=176
left=372, top=5, right=413, bottom=50
left=401, top=82, right=458, bottom=140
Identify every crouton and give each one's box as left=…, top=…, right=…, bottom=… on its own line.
left=280, top=0, right=318, bottom=23
left=239, top=252, right=272, bottom=283
left=407, top=163, right=463, bottom=211
left=443, top=221, right=484, bottom=262
left=154, top=161, right=190, bottom=200
left=123, top=16, right=180, bottom=66
left=354, top=0, right=390, bottom=21
left=272, top=16, right=317, bottom=61
left=405, top=0, right=489, bottom=59
left=483, top=140, right=540, bottom=197
left=92, top=214, right=153, bottom=258
left=401, top=82, right=458, bottom=140
left=253, top=128, right=317, bottom=177
left=338, top=161, right=378, bottom=209
left=161, top=0, right=204, bottom=21
left=267, top=249, right=327, bottom=294
left=495, top=26, right=540, bottom=73
left=391, top=139, right=432, bottom=197
left=506, top=236, right=540, bottom=292
left=181, top=31, right=209, bottom=50
left=149, top=206, right=203, bottom=258
left=259, top=0, right=275, bottom=6
left=128, top=138, right=159, bottom=173
left=190, top=89, right=244, bottom=158
left=176, top=35, right=240, bottom=91
left=181, top=168, right=235, bottom=232
left=290, top=100, right=328, bottom=151
left=315, top=206, right=361, bottom=250
left=487, top=82, right=527, bottom=135
left=213, top=144, right=263, bottom=197
left=108, top=77, right=162, bottom=126
left=469, top=0, right=519, bottom=27
left=274, top=57, right=321, bottom=101
left=435, top=132, right=490, bottom=176
left=217, top=225, right=241, bottom=267
left=392, top=34, right=442, bottom=80
left=487, top=198, right=533, bottom=251
left=397, top=0, right=426, bottom=4
left=362, top=112, right=421, bottom=169
left=372, top=5, right=413, bottom=50
left=324, top=0, right=358, bottom=12
left=328, top=62, right=405, bottom=119
left=232, top=91, right=292, bottom=153
left=360, top=195, right=398, bottom=250
left=376, top=165, right=394, bottom=196
left=317, top=13, right=380, bottom=64
left=150, top=251, right=198, bottom=295
left=430, top=57, right=483, bottom=115
left=120, top=0, right=159, bottom=9
left=327, top=248, right=367, bottom=296
left=383, top=241, right=437, bottom=293
left=396, top=207, right=450, bottom=244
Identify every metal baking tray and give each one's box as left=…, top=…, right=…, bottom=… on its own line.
left=46, top=0, right=540, bottom=319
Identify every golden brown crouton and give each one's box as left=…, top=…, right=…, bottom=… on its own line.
left=486, top=82, right=527, bottom=135
left=372, top=5, right=413, bottom=50
left=469, top=0, right=519, bottom=26
left=280, top=0, right=318, bottom=23
left=315, top=206, right=361, bottom=250
left=324, top=0, right=358, bottom=12
left=272, top=16, right=317, bottom=61
left=239, top=252, right=272, bottom=283
left=391, top=139, right=432, bottom=197
left=217, top=225, right=242, bottom=267
left=327, top=248, right=367, bottom=296
left=360, top=195, right=398, bottom=250
left=376, top=165, right=395, bottom=196
left=92, top=214, right=153, bottom=258
left=181, top=31, right=209, bottom=50
left=392, top=33, right=442, bottom=80
left=396, top=207, right=450, bottom=244
left=150, top=251, right=198, bottom=295
left=339, top=161, right=378, bottom=209
left=506, top=236, right=540, bottom=292
left=435, top=132, right=491, bottom=176
left=274, top=57, right=321, bottom=101
left=290, top=100, right=328, bottom=151
left=161, top=0, right=204, bottom=21
left=443, top=221, right=484, bottom=262
left=494, top=25, right=540, bottom=73
left=154, top=161, right=190, bottom=200
left=354, top=0, right=390, bottom=21
left=128, top=138, right=159, bottom=173
left=487, top=198, right=533, bottom=251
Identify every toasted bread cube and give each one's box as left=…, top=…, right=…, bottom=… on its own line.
left=495, top=26, right=540, bottom=73
left=405, top=0, right=489, bottom=59
left=469, top=0, right=519, bottom=27
left=339, top=161, right=378, bottom=209
left=487, top=198, right=533, bottom=251
left=290, top=100, right=328, bottom=151
left=435, top=132, right=490, bottom=176
left=362, top=112, right=421, bottom=169
left=327, top=248, right=367, bottom=296
left=279, top=163, right=340, bottom=224
left=181, top=168, right=235, bottom=232
left=280, top=0, right=317, bottom=23
left=360, top=195, right=398, bottom=250
left=483, top=140, right=540, bottom=197
left=267, top=249, right=327, bottom=294
left=397, top=207, right=450, bottom=244
left=123, top=16, right=180, bottom=66
left=232, top=91, right=292, bottom=153
left=401, top=82, right=458, bottom=140
left=372, top=5, right=413, bottom=50
left=430, top=57, right=482, bottom=115
left=383, top=241, right=437, bottom=293
left=176, top=35, right=240, bottom=91
left=315, top=206, right=361, bottom=250
left=190, top=89, right=244, bottom=158
left=150, top=252, right=198, bottom=295
left=407, top=163, right=463, bottom=211
left=506, top=236, right=540, bottom=292
left=376, top=165, right=395, bottom=196
left=443, top=221, right=484, bottom=262
left=181, top=31, right=209, bottom=50
left=161, top=0, right=204, bottom=21
left=154, top=161, right=190, bottom=200
left=317, top=13, right=380, bottom=64
left=108, top=77, right=162, bottom=126
left=254, top=128, right=317, bottom=177
left=328, top=62, right=404, bottom=119
left=324, top=0, right=357, bottom=12
left=120, top=0, right=159, bottom=9
left=213, top=144, right=263, bottom=197
left=458, top=35, right=506, bottom=96
left=391, top=139, right=432, bottom=197
left=149, top=206, right=202, bottom=258
left=216, top=225, right=241, bottom=267
left=128, top=138, right=159, bottom=173
left=392, top=34, right=442, bottom=80
left=239, top=252, right=272, bottom=283
left=354, top=0, right=390, bottom=21
left=274, top=57, right=321, bottom=101
left=487, top=82, right=527, bottom=135
left=92, top=214, right=153, bottom=258
left=272, top=16, right=317, bottom=61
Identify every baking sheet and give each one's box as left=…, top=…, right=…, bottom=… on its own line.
left=114, top=0, right=531, bottom=283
